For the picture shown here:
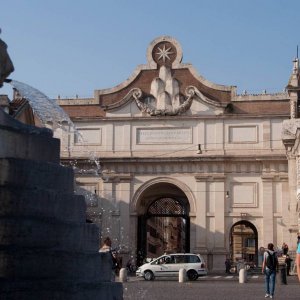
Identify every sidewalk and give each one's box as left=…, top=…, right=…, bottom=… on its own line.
left=122, top=274, right=299, bottom=300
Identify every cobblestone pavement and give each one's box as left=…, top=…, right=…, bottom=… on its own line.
left=122, top=274, right=300, bottom=300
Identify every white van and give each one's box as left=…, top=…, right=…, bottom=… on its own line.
left=136, top=253, right=207, bottom=281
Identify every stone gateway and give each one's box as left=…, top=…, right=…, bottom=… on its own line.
left=5, top=36, right=300, bottom=272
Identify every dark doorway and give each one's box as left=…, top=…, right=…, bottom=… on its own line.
left=230, top=221, right=258, bottom=266
left=137, top=197, right=190, bottom=265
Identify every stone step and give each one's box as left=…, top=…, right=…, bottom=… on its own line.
left=0, top=125, right=60, bottom=163
left=0, top=250, right=103, bottom=281
left=0, top=158, right=74, bottom=192
left=0, top=218, right=100, bottom=252
left=0, top=187, right=87, bottom=223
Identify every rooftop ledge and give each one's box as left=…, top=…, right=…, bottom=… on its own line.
left=233, top=92, right=288, bottom=101
left=54, top=92, right=289, bottom=105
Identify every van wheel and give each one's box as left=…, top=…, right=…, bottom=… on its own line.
left=187, top=270, right=198, bottom=281
left=144, top=270, right=154, bottom=281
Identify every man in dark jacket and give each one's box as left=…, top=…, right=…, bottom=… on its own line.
left=262, top=243, right=278, bottom=299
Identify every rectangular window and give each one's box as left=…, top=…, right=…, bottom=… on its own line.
left=185, top=255, right=200, bottom=263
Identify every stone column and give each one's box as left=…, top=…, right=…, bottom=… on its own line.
left=285, top=153, right=298, bottom=232
left=194, top=176, right=207, bottom=254
left=213, top=175, right=227, bottom=271
left=261, top=175, right=274, bottom=246
left=295, top=156, right=300, bottom=229
left=117, top=176, right=132, bottom=258
left=101, top=180, right=115, bottom=238
left=214, top=176, right=226, bottom=248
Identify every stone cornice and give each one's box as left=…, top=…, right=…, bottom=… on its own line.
left=261, top=174, right=288, bottom=181
left=102, top=172, right=132, bottom=183
left=102, top=88, right=142, bottom=111
left=195, top=174, right=226, bottom=182
left=233, top=93, right=288, bottom=102
left=180, top=64, right=235, bottom=93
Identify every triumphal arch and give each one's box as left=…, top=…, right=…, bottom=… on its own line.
left=55, top=36, right=299, bottom=271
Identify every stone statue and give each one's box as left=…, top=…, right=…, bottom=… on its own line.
left=0, top=32, right=51, bottom=135
left=0, top=30, right=14, bottom=87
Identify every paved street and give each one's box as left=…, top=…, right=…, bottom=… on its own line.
left=122, top=274, right=300, bottom=300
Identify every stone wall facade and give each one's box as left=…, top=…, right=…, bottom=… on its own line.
left=52, top=36, right=299, bottom=271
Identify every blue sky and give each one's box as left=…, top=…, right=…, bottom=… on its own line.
left=1, top=0, right=299, bottom=99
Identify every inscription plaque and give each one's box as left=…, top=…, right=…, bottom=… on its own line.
left=137, top=127, right=192, bottom=144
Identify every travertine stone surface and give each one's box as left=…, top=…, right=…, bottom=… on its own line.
left=0, top=118, right=122, bottom=299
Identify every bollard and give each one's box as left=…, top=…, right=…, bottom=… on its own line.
left=119, top=268, right=127, bottom=282
left=179, top=268, right=186, bottom=283
left=239, top=268, right=246, bottom=283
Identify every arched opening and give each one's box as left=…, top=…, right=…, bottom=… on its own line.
left=136, top=181, right=191, bottom=266
left=230, top=221, right=258, bottom=266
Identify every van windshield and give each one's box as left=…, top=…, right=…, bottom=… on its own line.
left=152, top=256, right=172, bottom=265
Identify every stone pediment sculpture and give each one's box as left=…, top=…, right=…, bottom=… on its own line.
left=98, top=36, right=233, bottom=116
left=134, top=65, right=193, bottom=116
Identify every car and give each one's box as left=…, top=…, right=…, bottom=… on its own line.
left=136, top=253, right=207, bottom=281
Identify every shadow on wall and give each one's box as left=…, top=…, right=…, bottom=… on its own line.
left=76, top=180, right=240, bottom=273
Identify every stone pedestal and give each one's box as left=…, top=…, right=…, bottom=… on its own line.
left=0, top=115, right=122, bottom=299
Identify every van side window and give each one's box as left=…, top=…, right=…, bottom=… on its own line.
left=168, top=256, right=175, bottom=264
left=174, top=255, right=185, bottom=264
left=185, top=255, right=200, bottom=263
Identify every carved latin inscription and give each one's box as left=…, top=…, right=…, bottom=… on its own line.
left=137, top=128, right=192, bottom=144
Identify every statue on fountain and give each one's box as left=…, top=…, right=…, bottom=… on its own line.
left=0, top=30, right=51, bottom=135
left=0, top=28, right=14, bottom=87
left=0, top=28, right=17, bottom=128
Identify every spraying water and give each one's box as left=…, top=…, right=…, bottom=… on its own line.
left=7, top=80, right=102, bottom=173
left=6, top=80, right=132, bottom=265
left=9, top=80, right=73, bottom=130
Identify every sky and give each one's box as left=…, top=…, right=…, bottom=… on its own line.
left=1, top=0, right=299, bottom=99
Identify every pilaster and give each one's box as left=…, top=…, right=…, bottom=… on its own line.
left=261, top=175, right=274, bottom=246
left=214, top=176, right=226, bottom=248
left=194, top=177, right=207, bottom=251
left=117, top=177, right=132, bottom=253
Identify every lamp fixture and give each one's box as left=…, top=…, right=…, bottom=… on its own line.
left=197, top=144, right=202, bottom=154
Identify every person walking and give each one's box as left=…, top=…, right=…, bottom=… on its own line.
left=262, top=243, right=278, bottom=299
left=277, top=254, right=287, bottom=285
left=281, top=243, right=289, bottom=255
left=297, top=235, right=300, bottom=282
left=225, top=258, right=231, bottom=274
left=285, top=254, right=293, bottom=276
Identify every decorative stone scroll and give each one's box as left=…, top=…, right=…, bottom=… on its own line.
left=134, top=81, right=195, bottom=116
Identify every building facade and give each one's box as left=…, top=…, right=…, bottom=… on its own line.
left=52, top=36, right=299, bottom=271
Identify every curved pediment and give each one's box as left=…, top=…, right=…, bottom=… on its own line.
left=97, top=36, right=235, bottom=116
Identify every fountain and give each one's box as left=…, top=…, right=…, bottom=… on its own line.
left=0, top=33, right=122, bottom=299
